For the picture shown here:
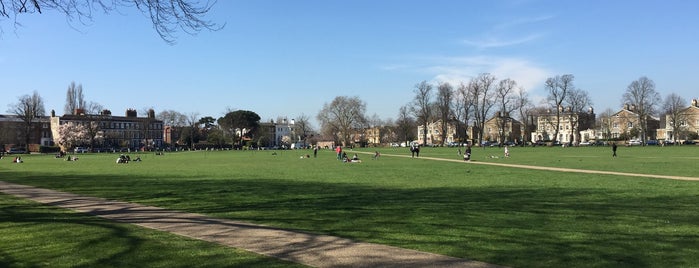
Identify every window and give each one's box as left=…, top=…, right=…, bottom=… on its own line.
left=627, top=122, right=633, bottom=128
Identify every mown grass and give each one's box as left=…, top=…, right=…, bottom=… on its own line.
left=1, top=146, right=698, bottom=267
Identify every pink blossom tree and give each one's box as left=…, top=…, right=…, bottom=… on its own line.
left=55, top=122, right=90, bottom=152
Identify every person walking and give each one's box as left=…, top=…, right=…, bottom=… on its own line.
left=504, top=145, right=510, bottom=158
left=336, top=146, right=342, bottom=160
left=313, top=145, right=318, bottom=158
left=612, top=143, right=617, bottom=157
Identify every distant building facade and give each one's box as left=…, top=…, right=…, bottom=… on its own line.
left=51, top=109, right=164, bottom=150
left=0, top=114, right=53, bottom=151
left=531, top=106, right=596, bottom=144
left=483, top=112, right=523, bottom=144
left=660, top=99, right=699, bottom=141
left=609, top=104, right=660, bottom=140
left=417, top=120, right=457, bottom=145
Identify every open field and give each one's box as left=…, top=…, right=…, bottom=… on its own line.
left=1, top=146, right=698, bottom=267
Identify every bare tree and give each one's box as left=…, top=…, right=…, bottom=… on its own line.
left=495, top=78, right=518, bottom=143
left=185, top=112, right=200, bottom=149
left=544, top=74, right=575, bottom=143
left=294, top=113, right=315, bottom=144
left=1, top=0, right=222, bottom=44
left=564, top=88, right=593, bottom=145
left=662, top=93, right=688, bottom=142
left=515, top=88, right=533, bottom=144
left=7, top=91, right=45, bottom=151
left=471, top=73, right=496, bottom=146
left=622, top=76, right=661, bottom=143
left=410, top=81, right=433, bottom=146
left=435, top=82, right=454, bottom=146
left=395, top=105, right=416, bottom=146
left=64, top=82, right=105, bottom=149
left=596, top=108, right=616, bottom=141
left=453, top=82, right=473, bottom=144
left=157, top=110, right=188, bottom=126
left=64, top=81, right=85, bottom=115
left=317, top=96, right=367, bottom=147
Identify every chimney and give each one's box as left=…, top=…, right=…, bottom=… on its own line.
left=692, top=99, right=698, bottom=107
left=74, top=108, right=85, bottom=115
left=101, top=109, right=112, bottom=116
left=148, top=109, right=155, bottom=118
left=126, top=109, right=137, bottom=117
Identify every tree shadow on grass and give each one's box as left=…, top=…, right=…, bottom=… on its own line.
left=2, top=171, right=699, bottom=268
left=0, top=193, right=307, bottom=268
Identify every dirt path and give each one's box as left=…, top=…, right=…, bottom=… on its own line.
left=0, top=181, right=504, bottom=268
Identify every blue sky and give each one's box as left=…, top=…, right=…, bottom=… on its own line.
left=2, top=0, right=698, bottom=127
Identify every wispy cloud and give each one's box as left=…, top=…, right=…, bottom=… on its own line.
left=462, top=14, right=553, bottom=49
left=493, top=15, right=555, bottom=31
left=462, top=33, right=544, bottom=49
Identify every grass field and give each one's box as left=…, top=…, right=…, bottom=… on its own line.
left=1, top=145, right=698, bottom=267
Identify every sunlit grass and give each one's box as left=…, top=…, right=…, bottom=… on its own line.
left=1, top=146, right=698, bottom=267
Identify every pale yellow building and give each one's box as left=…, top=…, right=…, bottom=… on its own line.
left=661, top=99, right=699, bottom=141
left=417, top=120, right=457, bottom=145
left=531, top=106, right=595, bottom=144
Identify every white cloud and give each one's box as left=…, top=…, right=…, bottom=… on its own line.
left=413, top=56, right=551, bottom=93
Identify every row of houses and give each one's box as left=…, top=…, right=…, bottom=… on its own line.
left=416, top=99, right=699, bottom=146
left=0, top=109, right=168, bottom=152
left=2, top=99, right=698, bottom=152
left=1, top=108, right=307, bottom=152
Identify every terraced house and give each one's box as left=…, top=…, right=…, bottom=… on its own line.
left=50, top=109, right=164, bottom=151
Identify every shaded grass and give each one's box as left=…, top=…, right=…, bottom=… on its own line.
left=0, top=193, right=305, bottom=268
left=1, top=148, right=699, bottom=267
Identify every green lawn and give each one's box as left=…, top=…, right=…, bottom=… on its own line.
left=1, top=146, right=698, bottom=267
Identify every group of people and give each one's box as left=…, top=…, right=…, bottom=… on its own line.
left=116, top=154, right=141, bottom=164
left=458, top=145, right=511, bottom=161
